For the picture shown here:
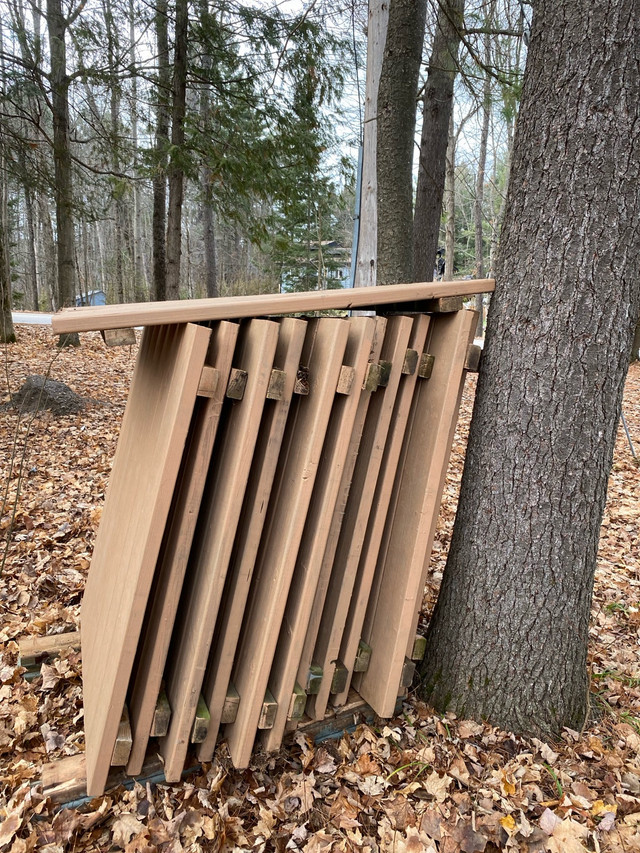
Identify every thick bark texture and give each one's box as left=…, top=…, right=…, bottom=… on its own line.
left=412, top=0, right=464, bottom=281
left=421, top=1, right=640, bottom=737
left=152, top=0, right=170, bottom=302
left=165, top=0, right=188, bottom=300
left=376, top=0, right=426, bottom=285
left=0, top=218, right=15, bottom=343
left=46, top=0, right=76, bottom=311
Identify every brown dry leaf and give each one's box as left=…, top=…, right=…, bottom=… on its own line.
left=111, top=813, right=147, bottom=849
left=545, top=817, right=591, bottom=852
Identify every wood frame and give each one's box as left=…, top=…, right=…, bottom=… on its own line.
left=305, top=315, right=414, bottom=722
left=125, top=321, right=239, bottom=775
left=159, top=319, right=280, bottom=781
left=354, top=309, right=477, bottom=716
left=331, top=314, right=431, bottom=707
left=223, top=318, right=350, bottom=769
left=81, top=323, right=211, bottom=796
left=195, top=318, right=308, bottom=763
left=259, top=316, right=377, bottom=753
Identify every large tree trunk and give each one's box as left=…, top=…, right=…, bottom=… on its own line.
left=420, top=0, right=640, bottom=738
left=354, top=0, right=388, bottom=289
left=443, top=113, right=455, bottom=281
left=0, top=210, right=15, bottom=344
left=376, top=0, right=426, bottom=285
left=412, top=0, right=464, bottom=282
left=152, top=0, right=170, bottom=302
left=165, top=0, right=188, bottom=300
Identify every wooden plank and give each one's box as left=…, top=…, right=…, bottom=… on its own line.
left=226, top=368, right=248, bottom=400
left=18, top=631, right=80, bottom=668
left=221, top=684, right=240, bottom=725
left=190, top=695, right=210, bottom=743
left=305, top=315, right=414, bottom=723
left=42, top=752, right=166, bottom=805
left=51, top=280, right=495, bottom=334
left=293, top=317, right=387, bottom=714
left=197, top=365, right=219, bottom=397
left=126, top=322, right=239, bottom=776
left=355, top=310, right=477, bottom=717
left=223, top=318, right=350, bottom=769
left=257, top=691, right=278, bottom=730
left=194, top=318, right=307, bottom=763
left=159, top=319, right=280, bottom=782
left=465, top=342, right=482, bottom=372
left=330, top=315, right=430, bottom=708
left=150, top=687, right=171, bottom=738
left=81, top=322, right=211, bottom=797
left=259, top=317, right=376, bottom=754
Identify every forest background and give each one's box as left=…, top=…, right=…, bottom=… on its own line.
left=0, top=0, right=525, bottom=329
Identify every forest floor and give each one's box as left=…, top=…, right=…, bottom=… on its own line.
left=0, top=325, right=639, bottom=853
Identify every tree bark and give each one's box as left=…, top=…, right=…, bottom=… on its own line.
left=412, top=0, right=464, bottom=282
left=376, top=0, right=427, bottom=285
left=0, top=204, right=15, bottom=343
left=152, top=0, right=170, bottom=302
left=165, top=0, right=188, bottom=300
left=632, top=320, right=640, bottom=362
left=420, top=0, right=640, bottom=738
left=443, top=112, right=455, bottom=281
left=473, top=15, right=493, bottom=336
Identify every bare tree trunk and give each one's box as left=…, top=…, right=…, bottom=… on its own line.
left=152, top=0, right=170, bottom=301
left=420, top=0, right=640, bottom=738
left=0, top=190, right=15, bottom=342
left=129, top=0, right=145, bottom=301
left=38, top=193, right=55, bottom=311
left=473, top=17, right=493, bottom=336
left=354, top=0, right=388, bottom=288
left=376, top=0, right=427, bottom=285
left=46, top=0, right=77, bottom=316
left=443, top=112, right=455, bottom=281
left=165, top=0, right=188, bottom=300
left=412, top=0, right=464, bottom=281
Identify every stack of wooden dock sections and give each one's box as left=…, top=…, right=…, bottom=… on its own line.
left=51, top=280, right=492, bottom=797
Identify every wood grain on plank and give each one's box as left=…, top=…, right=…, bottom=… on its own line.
left=81, top=322, right=211, bottom=797
left=330, top=314, right=430, bottom=708
left=51, top=280, right=495, bottom=333
left=259, top=316, right=376, bottom=754
left=195, top=318, right=308, bottom=763
left=125, top=321, right=239, bottom=775
left=223, top=318, right=350, bottom=769
left=304, top=315, right=414, bottom=723
left=159, top=319, right=279, bottom=782
left=355, top=310, right=477, bottom=717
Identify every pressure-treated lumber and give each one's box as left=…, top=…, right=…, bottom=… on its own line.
left=51, top=280, right=495, bottom=333
left=355, top=309, right=477, bottom=716
left=305, top=315, right=414, bottom=722
left=160, top=319, right=280, bottom=782
left=18, top=631, right=80, bottom=668
left=195, top=318, right=308, bottom=763
left=126, top=321, right=239, bottom=776
left=81, top=322, right=211, bottom=797
left=331, top=314, right=430, bottom=708
left=259, top=316, right=377, bottom=753
left=293, top=317, right=387, bottom=706
left=224, top=318, right=350, bottom=769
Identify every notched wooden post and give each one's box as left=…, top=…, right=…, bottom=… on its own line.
left=266, top=369, right=287, bottom=400
left=336, top=365, right=356, bottom=395
left=101, top=328, right=137, bottom=347
left=150, top=687, right=171, bottom=738
left=257, top=690, right=278, bottom=729
left=111, top=707, right=132, bottom=766
left=190, top=695, right=210, bottom=743
left=418, top=353, right=435, bottom=379
left=226, top=368, right=248, bottom=400
left=402, top=349, right=419, bottom=375
left=353, top=640, right=372, bottom=673
left=221, top=685, right=240, bottom=725
left=197, top=366, right=219, bottom=398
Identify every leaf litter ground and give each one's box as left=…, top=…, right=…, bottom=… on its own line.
left=0, top=326, right=638, bottom=852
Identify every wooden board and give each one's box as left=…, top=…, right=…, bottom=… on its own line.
left=355, top=310, right=477, bottom=717
left=305, top=315, right=414, bottom=723
left=223, top=318, right=350, bottom=769
left=331, top=314, right=430, bottom=708
left=259, top=316, right=377, bottom=753
left=293, top=317, right=387, bottom=702
left=159, top=319, right=280, bottom=782
left=125, top=321, right=239, bottom=775
left=195, top=318, right=308, bottom=763
left=81, top=322, right=211, bottom=797
left=51, top=280, right=495, bottom=333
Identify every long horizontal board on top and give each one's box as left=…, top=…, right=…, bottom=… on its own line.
left=50, top=280, right=495, bottom=334
left=81, top=322, right=211, bottom=797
